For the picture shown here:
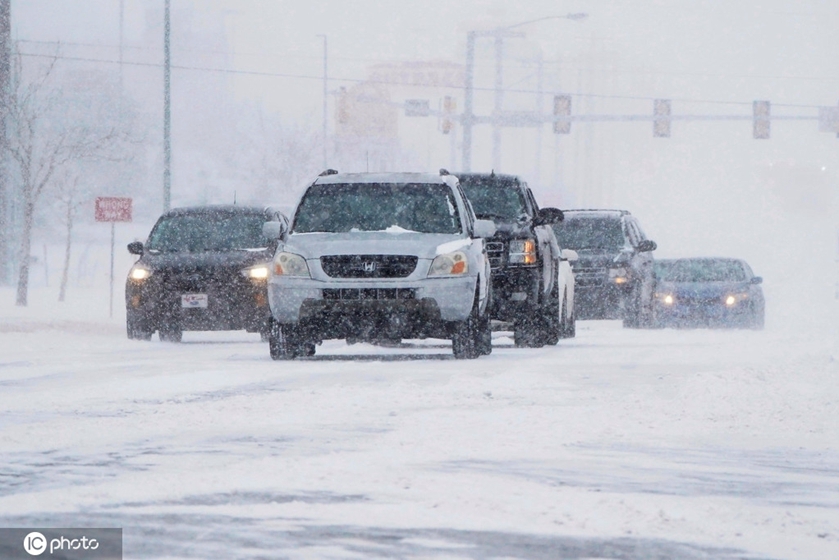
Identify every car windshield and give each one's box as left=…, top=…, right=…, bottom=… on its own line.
left=553, top=217, right=626, bottom=250
left=458, top=178, right=527, bottom=221
left=146, top=213, right=269, bottom=252
left=658, top=259, right=747, bottom=282
left=293, top=183, right=461, bottom=234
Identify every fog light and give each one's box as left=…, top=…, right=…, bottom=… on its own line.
left=725, top=295, right=736, bottom=306
left=664, top=294, right=673, bottom=305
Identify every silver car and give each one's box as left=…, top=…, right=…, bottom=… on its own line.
left=264, top=170, right=496, bottom=359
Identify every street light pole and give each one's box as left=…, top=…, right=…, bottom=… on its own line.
left=163, top=0, right=171, bottom=211
left=317, top=34, right=328, bottom=168
left=461, top=13, right=587, bottom=173
left=462, top=31, right=476, bottom=172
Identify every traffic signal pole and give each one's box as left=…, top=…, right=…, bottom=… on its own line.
left=0, top=0, right=10, bottom=284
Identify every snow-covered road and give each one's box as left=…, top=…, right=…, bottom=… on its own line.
left=1, top=287, right=838, bottom=559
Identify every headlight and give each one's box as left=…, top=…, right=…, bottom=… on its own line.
left=273, top=252, right=310, bottom=278
left=129, top=265, right=151, bottom=281
left=655, top=292, right=674, bottom=305
left=242, top=263, right=270, bottom=280
left=509, top=239, right=537, bottom=265
left=725, top=293, right=748, bottom=306
left=428, top=251, right=468, bottom=276
left=609, top=267, right=628, bottom=283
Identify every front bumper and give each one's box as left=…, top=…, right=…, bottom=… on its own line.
left=655, top=299, right=754, bottom=327
left=488, top=266, right=541, bottom=322
left=573, top=274, right=631, bottom=319
left=125, top=278, right=270, bottom=332
left=268, top=275, right=476, bottom=327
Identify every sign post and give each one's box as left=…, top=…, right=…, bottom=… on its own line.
left=95, top=197, right=132, bottom=318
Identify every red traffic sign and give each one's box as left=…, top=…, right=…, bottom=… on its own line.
left=95, top=197, right=133, bottom=222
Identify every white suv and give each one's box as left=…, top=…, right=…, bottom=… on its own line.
left=264, top=170, right=496, bottom=359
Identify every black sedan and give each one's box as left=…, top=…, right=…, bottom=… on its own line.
left=125, top=205, right=287, bottom=342
left=653, top=258, right=765, bottom=329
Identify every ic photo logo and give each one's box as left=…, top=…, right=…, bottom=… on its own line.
left=22, top=532, right=100, bottom=556
left=23, top=532, right=46, bottom=556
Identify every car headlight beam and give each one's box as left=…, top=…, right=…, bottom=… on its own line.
left=129, top=265, right=151, bottom=281
left=242, top=264, right=270, bottom=280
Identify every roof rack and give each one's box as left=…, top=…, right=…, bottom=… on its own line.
left=319, top=169, right=339, bottom=176
left=439, top=168, right=450, bottom=176
left=565, top=208, right=631, bottom=215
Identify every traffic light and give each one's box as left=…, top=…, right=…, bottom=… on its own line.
left=653, top=99, right=671, bottom=138
left=553, top=95, right=571, bottom=134
left=753, top=100, right=770, bottom=139
left=442, top=96, right=456, bottom=134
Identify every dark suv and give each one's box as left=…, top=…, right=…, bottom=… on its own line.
left=457, top=173, right=577, bottom=347
left=552, top=210, right=656, bottom=327
left=125, top=205, right=287, bottom=341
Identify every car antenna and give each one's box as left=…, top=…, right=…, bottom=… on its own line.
left=490, top=169, right=495, bottom=177
left=233, top=191, right=237, bottom=205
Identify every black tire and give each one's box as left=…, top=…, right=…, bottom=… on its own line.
left=159, top=326, right=182, bottom=342
left=477, top=312, right=492, bottom=356
left=543, top=283, right=562, bottom=346
left=268, top=320, right=310, bottom=360
left=623, top=284, right=652, bottom=329
left=453, top=292, right=486, bottom=359
left=126, top=317, right=152, bottom=341
left=268, top=320, right=297, bottom=360
left=559, top=295, right=576, bottom=339
left=514, top=318, right=545, bottom=348
left=750, top=307, right=765, bottom=330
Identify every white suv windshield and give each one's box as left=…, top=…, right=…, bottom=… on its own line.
left=293, top=183, right=462, bottom=234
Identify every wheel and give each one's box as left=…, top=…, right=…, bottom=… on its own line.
left=559, top=295, right=576, bottom=339
left=623, top=284, right=651, bottom=328
left=477, top=312, right=492, bottom=356
left=126, top=317, right=152, bottom=341
left=268, top=320, right=309, bottom=360
left=159, top=325, right=182, bottom=342
left=452, top=292, right=487, bottom=359
left=514, top=317, right=545, bottom=348
left=750, top=306, right=765, bottom=330
left=542, top=283, right=562, bottom=346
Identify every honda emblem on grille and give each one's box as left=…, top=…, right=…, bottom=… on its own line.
left=362, top=261, right=377, bottom=273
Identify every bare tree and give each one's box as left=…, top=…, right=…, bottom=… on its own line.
left=4, top=51, right=129, bottom=306
left=52, top=171, right=84, bottom=302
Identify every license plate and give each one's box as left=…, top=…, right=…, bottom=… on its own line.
left=181, top=294, right=208, bottom=308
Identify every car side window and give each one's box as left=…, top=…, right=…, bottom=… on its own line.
left=455, top=184, right=475, bottom=235
left=624, top=219, right=640, bottom=247
left=525, top=187, right=539, bottom=215
left=633, top=219, right=648, bottom=241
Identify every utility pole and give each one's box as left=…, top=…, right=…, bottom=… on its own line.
left=0, top=0, right=10, bottom=284
left=119, top=0, right=124, bottom=89
left=317, top=34, right=328, bottom=168
left=163, top=0, right=171, bottom=211
left=492, top=35, right=504, bottom=171
left=461, top=31, right=476, bottom=172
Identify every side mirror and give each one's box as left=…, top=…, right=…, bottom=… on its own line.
left=637, top=239, right=657, bottom=252
left=473, top=219, right=496, bottom=239
left=750, top=276, right=763, bottom=285
left=560, top=249, right=578, bottom=262
left=262, top=220, right=286, bottom=240
left=127, top=241, right=144, bottom=255
left=534, top=207, right=564, bottom=226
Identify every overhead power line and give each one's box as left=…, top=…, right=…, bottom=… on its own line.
left=15, top=51, right=830, bottom=110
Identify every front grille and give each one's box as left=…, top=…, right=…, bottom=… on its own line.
left=320, top=255, right=418, bottom=278
left=485, top=241, right=506, bottom=269
left=322, top=288, right=416, bottom=301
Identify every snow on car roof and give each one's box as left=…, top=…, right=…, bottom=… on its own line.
left=313, top=172, right=457, bottom=187
left=563, top=209, right=630, bottom=218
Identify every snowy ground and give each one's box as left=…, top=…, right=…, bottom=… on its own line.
left=1, top=283, right=838, bottom=559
